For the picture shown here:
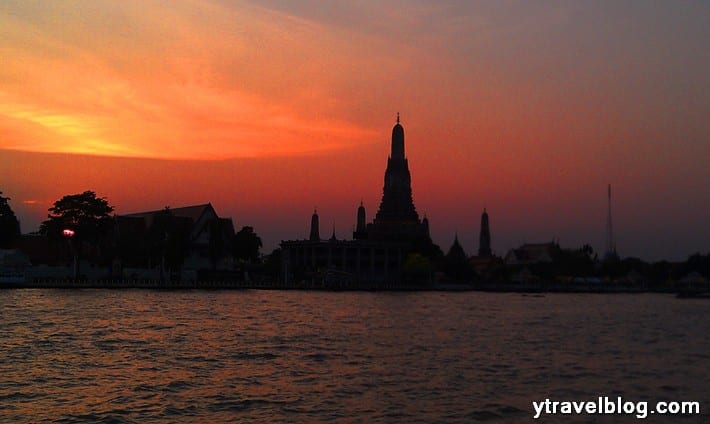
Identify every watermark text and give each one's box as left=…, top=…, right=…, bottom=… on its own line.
left=532, top=396, right=700, bottom=419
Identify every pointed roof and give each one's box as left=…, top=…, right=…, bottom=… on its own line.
left=447, top=234, right=467, bottom=260
left=121, top=203, right=216, bottom=228
left=117, top=203, right=233, bottom=246
left=123, top=203, right=213, bottom=223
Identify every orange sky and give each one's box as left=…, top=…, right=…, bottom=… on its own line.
left=1, top=1, right=708, bottom=260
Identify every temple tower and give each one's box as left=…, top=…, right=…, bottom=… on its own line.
left=309, top=209, right=320, bottom=241
left=370, top=114, right=424, bottom=240
left=478, top=209, right=492, bottom=257
left=353, top=202, right=368, bottom=240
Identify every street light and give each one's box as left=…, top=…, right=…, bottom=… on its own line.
left=63, top=228, right=78, bottom=279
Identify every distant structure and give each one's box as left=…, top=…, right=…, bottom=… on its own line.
left=446, top=234, right=468, bottom=267
left=116, top=203, right=236, bottom=278
left=469, top=209, right=501, bottom=279
left=366, top=113, right=429, bottom=242
left=281, top=115, right=438, bottom=287
left=504, top=242, right=560, bottom=266
left=448, top=234, right=466, bottom=258
left=444, top=233, right=474, bottom=280
left=353, top=202, right=367, bottom=239
left=604, top=184, right=618, bottom=261
left=309, top=209, right=320, bottom=241
left=478, top=209, right=492, bottom=257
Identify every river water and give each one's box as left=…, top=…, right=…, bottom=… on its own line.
left=0, top=290, right=707, bottom=422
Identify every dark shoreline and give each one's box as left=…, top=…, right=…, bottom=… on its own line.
left=2, top=279, right=709, bottom=295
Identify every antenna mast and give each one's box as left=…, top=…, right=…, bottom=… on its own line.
left=605, top=184, right=617, bottom=260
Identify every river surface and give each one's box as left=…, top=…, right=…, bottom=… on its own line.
left=0, top=290, right=707, bottom=423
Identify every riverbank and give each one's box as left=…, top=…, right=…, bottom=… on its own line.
left=3, top=278, right=709, bottom=294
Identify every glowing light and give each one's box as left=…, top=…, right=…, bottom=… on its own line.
left=62, top=229, right=75, bottom=237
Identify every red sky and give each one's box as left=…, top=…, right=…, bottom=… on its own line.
left=1, top=1, right=708, bottom=261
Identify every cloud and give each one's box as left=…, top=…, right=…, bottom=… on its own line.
left=0, top=0, right=381, bottom=159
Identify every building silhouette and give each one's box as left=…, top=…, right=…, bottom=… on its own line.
left=281, top=115, right=439, bottom=287
left=364, top=113, right=429, bottom=242
left=309, top=209, right=320, bottom=241
left=115, top=203, right=235, bottom=279
left=504, top=242, right=559, bottom=266
left=353, top=202, right=367, bottom=240
left=478, top=208, right=492, bottom=257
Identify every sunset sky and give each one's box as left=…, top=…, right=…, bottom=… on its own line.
left=1, top=0, right=708, bottom=261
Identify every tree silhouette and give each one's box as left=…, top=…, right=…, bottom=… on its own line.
left=0, top=191, right=21, bottom=248
left=40, top=191, right=114, bottom=242
left=263, top=248, right=282, bottom=277
left=38, top=191, right=114, bottom=277
left=233, top=226, right=262, bottom=263
left=402, top=252, right=433, bottom=284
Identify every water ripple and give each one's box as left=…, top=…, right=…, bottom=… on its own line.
left=0, top=290, right=707, bottom=422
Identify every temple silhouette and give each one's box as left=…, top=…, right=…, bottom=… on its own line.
left=365, top=113, right=429, bottom=242
left=478, top=209, right=492, bottom=257
left=280, top=115, right=438, bottom=287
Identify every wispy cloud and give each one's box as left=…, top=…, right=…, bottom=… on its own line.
left=0, top=0, right=381, bottom=159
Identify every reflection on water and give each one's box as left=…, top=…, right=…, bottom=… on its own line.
left=0, top=290, right=707, bottom=422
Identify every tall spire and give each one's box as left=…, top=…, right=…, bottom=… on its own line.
left=330, top=224, right=337, bottom=241
left=478, top=208, right=492, bottom=257
left=604, top=184, right=617, bottom=260
left=372, top=114, right=424, bottom=241
left=391, top=113, right=405, bottom=159
left=309, top=209, right=320, bottom=241
left=353, top=201, right=368, bottom=240
left=356, top=201, right=366, bottom=232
